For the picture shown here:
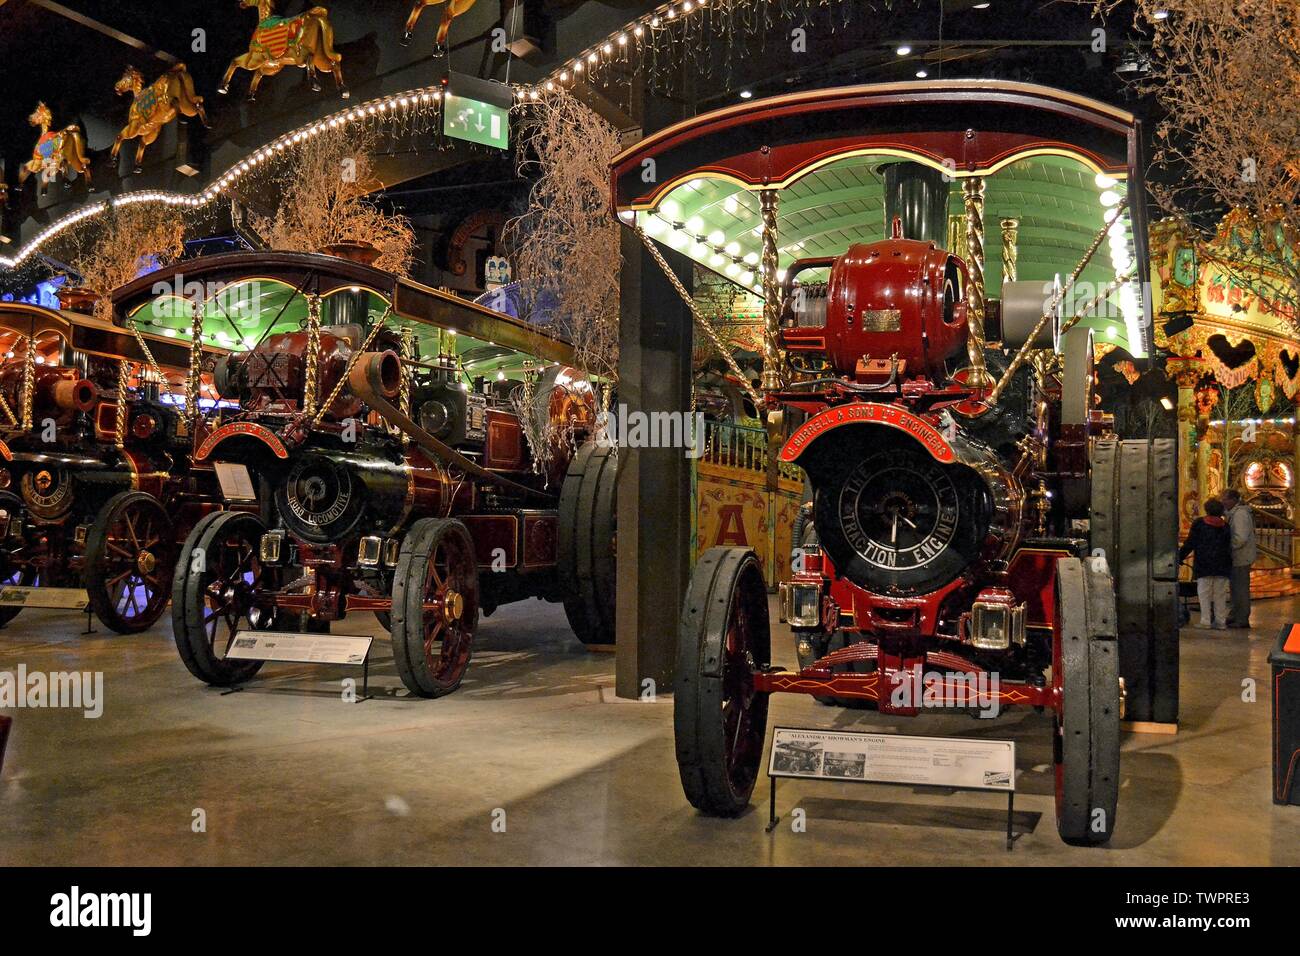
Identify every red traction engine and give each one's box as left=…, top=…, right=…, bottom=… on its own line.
left=0, top=303, right=226, bottom=634
left=172, top=295, right=617, bottom=699
left=675, top=225, right=1156, bottom=846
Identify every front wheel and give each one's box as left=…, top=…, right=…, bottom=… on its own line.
left=1054, top=555, right=1121, bottom=846
left=675, top=547, right=771, bottom=816
left=84, top=491, right=175, bottom=634
left=390, top=518, right=479, bottom=698
left=171, top=510, right=278, bottom=687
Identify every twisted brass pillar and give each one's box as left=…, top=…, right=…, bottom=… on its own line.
left=1000, top=217, right=1019, bottom=284
left=115, top=361, right=130, bottom=449
left=759, top=189, right=784, bottom=392
left=961, top=177, right=992, bottom=387
left=399, top=327, right=414, bottom=447
left=187, top=298, right=204, bottom=427
left=303, top=293, right=322, bottom=417
left=20, top=336, right=35, bottom=431
left=947, top=213, right=967, bottom=255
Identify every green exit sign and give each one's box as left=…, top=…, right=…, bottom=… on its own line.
left=443, top=94, right=509, bottom=150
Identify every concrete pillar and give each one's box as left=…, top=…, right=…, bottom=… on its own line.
left=615, top=229, right=694, bottom=699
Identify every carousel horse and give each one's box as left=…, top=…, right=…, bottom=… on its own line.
left=403, top=0, right=478, bottom=56
left=112, top=64, right=210, bottom=173
left=18, top=103, right=92, bottom=193
left=219, top=0, right=347, bottom=101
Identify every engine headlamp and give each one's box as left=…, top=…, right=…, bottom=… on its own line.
left=357, top=535, right=384, bottom=568
left=259, top=530, right=287, bottom=565
left=969, top=591, right=1025, bottom=650
left=779, top=581, right=822, bottom=629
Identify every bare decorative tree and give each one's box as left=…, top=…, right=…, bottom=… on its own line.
left=247, top=127, right=416, bottom=277
left=54, top=203, right=186, bottom=321
left=506, top=92, right=622, bottom=389
left=1084, top=1, right=1300, bottom=328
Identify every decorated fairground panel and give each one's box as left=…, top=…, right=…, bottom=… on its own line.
left=1153, top=214, right=1300, bottom=592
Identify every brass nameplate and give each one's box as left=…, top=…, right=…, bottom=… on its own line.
left=860, top=309, right=902, bottom=332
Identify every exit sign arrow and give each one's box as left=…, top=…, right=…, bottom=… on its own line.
left=443, top=73, right=511, bottom=150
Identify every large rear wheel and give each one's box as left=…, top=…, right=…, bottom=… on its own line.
left=675, top=546, right=771, bottom=816
left=171, top=510, right=277, bottom=687
left=84, top=491, right=175, bottom=634
left=1090, top=438, right=1178, bottom=723
left=1054, top=555, right=1121, bottom=846
left=557, top=442, right=618, bottom=645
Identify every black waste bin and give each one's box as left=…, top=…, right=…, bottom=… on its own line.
left=1269, top=624, right=1300, bottom=805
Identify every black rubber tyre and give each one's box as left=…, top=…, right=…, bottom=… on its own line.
left=675, top=547, right=771, bottom=817
left=1054, top=556, right=1121, bottom=846
left=557, top=442, right=619, bottom=645
left=0, top=490, right=30, bottom=628
left=84, top=491, right=175, bottom=634
left=390, top=518, right=479, bottom=698
left=171, top=510, right=277, bottom=687
left=1090, top=438, right=1179, bottom=723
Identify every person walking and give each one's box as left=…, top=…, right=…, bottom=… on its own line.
left=1178, top=498, right=1233, bottom=629
left=1222, top=489, right=1258, bottom=628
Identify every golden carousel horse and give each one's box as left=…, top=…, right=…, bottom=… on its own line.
left=18, top=103, right=92, bottom=193
left=403, top=0, right=477, bottom=55
left=112, top=64, right=210, bottom=173
left=219, top=0, right=347, bottom=101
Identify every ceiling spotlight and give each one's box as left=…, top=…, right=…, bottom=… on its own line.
left=896, top=45, right=911, bottom=56
left=915, top=70, right=928, bottom=78
left=739, top=90, right=753, bottom=99
left=973, top=2, right=990, bottom=8
left=1095, top=173, right=1118, bottom=189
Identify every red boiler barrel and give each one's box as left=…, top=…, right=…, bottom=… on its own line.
left=782, top=234, right=971, bottom=382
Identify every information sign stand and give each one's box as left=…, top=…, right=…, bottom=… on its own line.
left=221, top=630, right=376, bottom=702
left=764, top=727, right=1018, bottom=850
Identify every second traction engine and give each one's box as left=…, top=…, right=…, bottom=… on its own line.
left=180, top=290, right=614, bottom=700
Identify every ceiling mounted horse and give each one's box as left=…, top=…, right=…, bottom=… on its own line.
left=112, top=64, right=210, bottom=173
left=18, top=103, right=91, bottom=194
left=219, top=0, right=348, bottom=102
left=403, top=0, right=477, bottom=56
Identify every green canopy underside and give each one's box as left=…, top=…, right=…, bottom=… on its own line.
left=128, top=284, right=539, bottom=382
left=652, top=153, right=1139, bottom=354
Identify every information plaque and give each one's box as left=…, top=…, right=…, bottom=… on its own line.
left=0, top=586, right=90, bottom=611
left=766, top=726, right=1018, bottom=849
left=225, top=631, right=372, bottom=665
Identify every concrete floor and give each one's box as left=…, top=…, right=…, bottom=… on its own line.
left=1, top=592, right=1297, bottom=866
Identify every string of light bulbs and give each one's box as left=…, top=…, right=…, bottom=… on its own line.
left=1, top=0, right=876, bottom=275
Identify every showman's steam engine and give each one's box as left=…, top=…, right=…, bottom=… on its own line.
left=674, top=219, right=1175, bottom=847
left=175, top=275, right=617, bottom=699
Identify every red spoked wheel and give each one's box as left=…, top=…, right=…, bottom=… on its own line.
left=84, top=491, right=176, bottom=634
left=390, top=518, right=479, bottom=698
left=675, top=546, right=772, bottom=816
left=1053, top=556, right=1121, bottom=846
left=171, top=510, right=280, bottom=687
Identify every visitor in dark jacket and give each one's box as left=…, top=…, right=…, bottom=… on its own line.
left=1178, top=498, right=1232, bottom=629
